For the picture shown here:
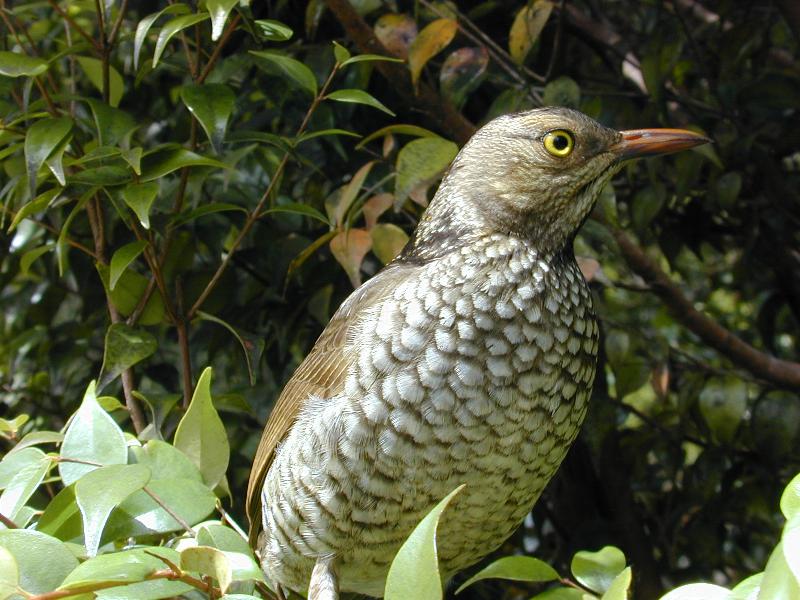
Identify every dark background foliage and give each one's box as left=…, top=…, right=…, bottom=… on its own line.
left=1, top=0, right=799, bottom=598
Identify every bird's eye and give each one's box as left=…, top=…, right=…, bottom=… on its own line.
left=543, top=130, right=575, bottom=157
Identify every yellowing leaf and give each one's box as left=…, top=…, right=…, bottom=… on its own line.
left=509, top=1, right=553, bottom=65
left=374, top=13, right=418, bottom=59
left=408, top=18, right=458, bottom=88
left=330, top=229, right=372, bottom=287
left=370, top=223, right=409, bottom=264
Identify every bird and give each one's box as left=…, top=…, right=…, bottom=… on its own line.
left=246, top=107, right=709, bottom=599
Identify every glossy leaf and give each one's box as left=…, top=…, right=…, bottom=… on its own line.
left=174, top=368, right=230, bottom=489
left=0, top=447, right=45, bottom=489
left=130, top=440, right=204, bottom=482
left=384, top=484, right=465, bottom=600
left=58, top=381, right=127, bottom=486
left=571, top=546, right=627, bottom=594
left=295, top=128, right=361, bottom=145
left=181, top=546, right=232, bottom=592
left=340, top=53, right=404, bottom=67
left=133, top=4, right=191, bottom=70
left=86, top=99, right=136, bottom=147
left=408, top=18, right=458, bottom=87
left=9, top=187, right=60, bottom=231
left=24, top=117, right=72, bottom=196
left=0, top=51, right=48, bottom=78
left=250, top=50, right=317, bottom=96
left=197, top=523, right=252, bottom=555
left=75, top=56, right=124, bottom=107
left=757, top=540, right=800, bottom=600
left=0, top=449, right=49, bottom=520
left=140, top=147, right=226, bottom=182
left=730, top=574, right=763, bottom=600
left=395, top=137, right=458, bottom=204
left=0, top=530, right=78, bottom=594
left=357, top=124, right=437, bottom=148
left=330, top=228, right=372, bottom=288
left=781, top=473, right=800, bottom=521
left=206, top=0, right=238, bottom=41
left=255, top=19, right=293, bottom=41
left=370, top=223, right=409, bottom=264
left=75, top=464, right=151, bottom=556
left=509, top=1, right=553, bottom=64
left=98, top=323, right=158, bottom=390
left=326, top=89, right=395, bottom=116
left=123, top=182, right=159, bottom=229
left=601, top=566, right=632, bottom=600
left=0, top=545, right=17, bottom=599
left=59, top=547, right=180, bottom=589
left=455, top=555, right=559, bottom=594
left=153, top=14, right=210, bottom=68
left=181, top=83, right=235, bottom=154
left=109, top=241, right=148, bottom=291
left=196, top=311, right=264, bottom=385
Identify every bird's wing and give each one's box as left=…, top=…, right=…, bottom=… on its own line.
left=245, top=262, right=415, bottom=543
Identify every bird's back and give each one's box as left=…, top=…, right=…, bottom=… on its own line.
left=254, top=232, right=598, bottom=596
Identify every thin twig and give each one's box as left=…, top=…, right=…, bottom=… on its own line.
left=197, top=13, right=242, bottom=84
left=187, top=64, right=342, bottom=319
left=142, top=486, right=196, bottom=534
left=46, top=0, right=100, bottom=51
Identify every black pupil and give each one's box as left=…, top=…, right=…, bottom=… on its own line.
left=552, top=134, right=569, bottom=150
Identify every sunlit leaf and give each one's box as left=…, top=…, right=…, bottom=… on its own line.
left=509, top=1, right=553, bottom=64
left=455, top=555, right=559, bottom=594
left=24, top=117, right=72, bottom=196
left=384, top=484, right=465, bottom=600
left=140, top=147, right=226, bottom=182
left=75, top=464, right=151, bottom=556
left=174, top=368, right=230, bottom=489
left=571, top=546, right=627, bottom=595
left=59, top=381, right=127, bottom=486
left=0, top=448, right=49, bottom=521
left=181, top=546, right=233, bottom=593
left=330, top=229, right=372, bottom=288
left=58, top=547, right=181, bottom=589
left=395, top=137, right=458, bottom=205
left=109, top=241, right=148, bottom=291
left=0, top=530, right=78, bottom=594
left=9, top=187, right=60, bottom=231
left=601, top=566, right=632, bottom=600
left=75, top=56, right=124, bottom=107
left=370, top=223, right=409, bottom=264
left=326, top=89, right=395, bottom=116
left=408, top=18, right=458, bottom=87
left=357, top=124, right=437, bottom=148
left=154, top=13, right=210, bottom=68
left=255, top=19, right=293, bottom=41
left=123, top=182, right=159, bottom=229
left=133, top=4, right=191, bottom=70
left=0, top=51, right=48, bottom=78
left=206, top=0, right=238, bottom=41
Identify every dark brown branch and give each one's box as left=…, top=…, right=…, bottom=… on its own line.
left=609, top=225, right=800, bottom=389
left=323, top=0, right=476, bottom=145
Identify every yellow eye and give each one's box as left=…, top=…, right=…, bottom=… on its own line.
left=543, top=130, right=575, bottom=157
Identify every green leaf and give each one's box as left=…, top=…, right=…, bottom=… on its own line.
left=69, top=165, right=131, bottom=186
left=24, top=117, right=73, bottom=196
left=408, top=18, right=458, bottom=87
left=181, top=546, right=233, bottom=593
left=326, top=89, right=395, bottom=116
left=59, top=547, right=180, bottom=589
left=153, top=13, right=210, bottom=68
left=197, top=523, right=252, bottom=555
left=255, top=19, right=293, bottom=41
left=295, top=129, right=361, bottom=145
left=571, top=546, right=627, bottom=595
left=97, top=263, right=166, bottom=326
left=333, top=41, right=351, bottom=64
left=731, top=574, right=763, bottom=600
left=130, top=440, right=203, bottom=482
left=781, top=474, right=800, bottom=521
left=713, top=172, right=742, bottom=208
left=133, top=4, right=191, bottom=70
left=0, top=545, right=17, bottom=599
left=784, top=527, right=800, bottom=587
left=96, top=577, right=194, bottom=600
left=140, top=147, right=226, bottom=182
left=356, top=124, right=438, bottom=148
left=0, top=447, right=46, bottom=488
left=455, top=556, right=559, bottom=594
left=21, top=244, right=51, bottom=280
left=86, top=99, right=136, bottom=147
left=384, top=484, right=465, bottom=600
left=9, top=187, right=60, bottom=231
left=530, top=587, right=587, bottom=599
left=0, top=51, right=48, bottom=78
left=75, top=56, right=124, bottom=107
left=75, top=464, right=151, bottom=556
left=0, top=530, right=78, bottom=594
left=35, top=484, right=83, bottom=541
left=509, top=1, right=553, bottom=64
left=123, top=182, right=159, bottom=229
left=698, top=375, right=747, bottom=444
left=601, top=566, right=632, bottom=600
left=395, top=137, right=458, bottom=204
left=0, top=448, right=49, bottom=521
left=250, top=50, right=318, bottom=96
left=121, top=147, right=143, bottom=175
left=171, top=202, right=247, bottom=227
left=174, top=368, right=230, bottom=489
left=543, top=76, right=581, bottom=108
left=758, top=540, right=800, bottom=600
left=196, top=312, right=264, bottom=385
left=181, top=84, right=235, bottom=154
left=341, top=53, right=404, bottom=67
left=109, top=241, right=148, bottom=291
left=98, top=323, right=158, bottom=390
left=370, top=223, right=409, bottom=264
left=440, top=47, right=489, bottom=108
left=58, top=381, right=128, bottom=486
left=104, top=477, right=216, bottom=538
left=206, top=0, right=238, bottom=41
left=332, top=161, right=375, bottom=227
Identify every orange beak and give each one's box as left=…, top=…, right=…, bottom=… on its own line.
left=611, top=128, right=711, bottom=161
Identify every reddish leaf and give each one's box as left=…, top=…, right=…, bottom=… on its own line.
left=330, top=229, right=372, bottom=287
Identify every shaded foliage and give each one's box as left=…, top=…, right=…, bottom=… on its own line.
left=0, top=0, right=799, bottom=598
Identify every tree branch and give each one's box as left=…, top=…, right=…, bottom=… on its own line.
left=608, top=225, right=800, bottom=389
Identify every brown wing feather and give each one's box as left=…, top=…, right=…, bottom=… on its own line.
left=245, top=263, right=415, bottom=543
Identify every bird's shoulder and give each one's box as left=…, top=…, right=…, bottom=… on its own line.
left=245, top=260, right=422, bottom=540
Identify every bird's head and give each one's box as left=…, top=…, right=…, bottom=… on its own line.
left=410, top=107, right=709, bottom=257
